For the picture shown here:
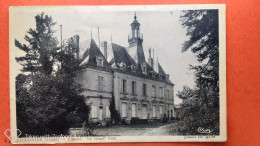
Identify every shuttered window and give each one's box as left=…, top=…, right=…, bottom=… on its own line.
left=143, top=83, right=147, bottom=96
left=122, top=103, right=127, bottom=117
left=132, top=81, right=136, bottom=94
left=121, top=79, right=127, bottom=93
left=91, top=106, right=98, bottom=118
left=98, top=76, right=104, bottom=91
left=106, top=106, right=110, bottom=118
left=152, top=85, right=156, bottom=97
left=152, top=105, right=156, bottom=117
left=132, top=103, right=136, bottom=117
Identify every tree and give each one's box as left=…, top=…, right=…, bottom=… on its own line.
left=176, top=10, right=220, bottom=135
left=15, top=12, right=58, bottom=76
left=177, top=86, right=194, bottom=100
left=109, top=94, right=121, bottom=124
left=181, top=10, right=219, bottom=89
left=15, top=13, right=89, bottom=136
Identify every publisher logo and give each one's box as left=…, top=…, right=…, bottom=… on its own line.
left=4, top=129, right=22, bottom=142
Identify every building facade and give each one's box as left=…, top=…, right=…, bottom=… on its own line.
left=74, top=14, right=175, bottom=123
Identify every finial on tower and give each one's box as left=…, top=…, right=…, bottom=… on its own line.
left=134, top=11, right=137, bottom=20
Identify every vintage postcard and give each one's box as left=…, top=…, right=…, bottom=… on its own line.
left=9, top=5, right=226, bottom=144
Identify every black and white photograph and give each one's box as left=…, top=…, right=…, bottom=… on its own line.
left=9, top=5, right=226, bottom=143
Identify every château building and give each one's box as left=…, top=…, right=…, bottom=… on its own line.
left=73, top=14, right=175, bottom=123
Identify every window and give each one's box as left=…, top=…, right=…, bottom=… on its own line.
left=122, top=103, right=127, bottom=117
left=143, top=83, right=147, bottom=96
left=159, top=105, right=163, bottom=115
left=121, top=79, right=127, bottom=93
left=119, top=62, right=126, bottom=70
left=158, top=74, right=162, bottom=79
left=159, top=87, right=163, bottom=98
left=166, top=89, right=170, bottom=99
left=91, top=106, right=98, bottom=118
left=132, top=81, right=136, bottom=95
left=152, top=105, right=156, bottom=117
left=132, top=103, right=136, bottom=117
left=98, top=76, right=104, bottom=91
left=141, top=63, right=147, bottom=73
left=152, top=85, right=156, bottom=97
left=98, top=107, right=103, bottom=120
left=97, top=58, right=103, bottom=67
left=106, top=106, right=110, bottom=118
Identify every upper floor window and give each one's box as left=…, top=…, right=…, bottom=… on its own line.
left=152, top=85, right=156, bottom=97
left=132, top=81, right=137, bottom=95
left=143, top=83, right=147, bottom=96
left=166, top=89, right=170, bottom=99
left=159, top=87, right=163, bottom=98
left=98, top=76, right=104, bottom=91
left=121, top=79, right=127, bottom=93
left=119, top=62, right=126, bottom=70
left=96, top=57, right=103, bottom=67
left=141, top=63, right=147, bottom=73
left=158, top=73, right=162, bottom=79
left=166, top=74, right=170, bottom=82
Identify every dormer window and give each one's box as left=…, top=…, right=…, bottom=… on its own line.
left=158, top=73, right=162, bottom=79
left=141, top=63, right=147, bottom=74
left=96, top=57, right=103, bottom=67
left=119, top=62, right=126, bottom=70
left=150, top=71, right=156, bottom=78
left=131, top=65, right=136, bottom=72
left=166, top=74, right=170, bottom=82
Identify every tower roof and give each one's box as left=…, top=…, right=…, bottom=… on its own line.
left=132, top=12, right=139, bottom=24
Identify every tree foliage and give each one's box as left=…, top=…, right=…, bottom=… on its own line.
left=176, top=10, right=219, bottom=135
left=109, top=94, right=121, bottom=124
left=15, top=13, right=89, bottom=136
left=15, top=13, right=58, bottom=75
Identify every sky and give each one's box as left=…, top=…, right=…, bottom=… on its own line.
left=10, top=6, right=198, bottom=105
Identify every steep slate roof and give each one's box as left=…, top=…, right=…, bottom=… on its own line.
left=78, top=39, right=173, bottom=85
left=158, top=63, right=166, bottom=75
left=109, top=43, right=136, bottom=67
left=79, top=39, right=111, bottom=70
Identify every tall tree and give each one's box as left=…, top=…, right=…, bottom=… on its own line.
left=15, top=13, right=89, bottom=136
left=15, top=12, right=58, bottom=76
left=177, top=10, right=220, bottom=135
left=181, top=10, right=219, bottom=89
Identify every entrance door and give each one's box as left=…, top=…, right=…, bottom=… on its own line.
left=131, top=103, right=136, bottom=117
left=142, top=104, right=147, bottom=119
left=98, top=107, right=103, bottom=120
left=122, top=103, right=127, bottom=117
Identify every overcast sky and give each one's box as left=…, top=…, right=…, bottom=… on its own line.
left=11, top=7, right=198, bottom=105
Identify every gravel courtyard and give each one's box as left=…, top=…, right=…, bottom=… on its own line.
left=88, top=122, right=179, bottom=136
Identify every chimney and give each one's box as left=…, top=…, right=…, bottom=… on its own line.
left=101, top=41, right=107, bottom=59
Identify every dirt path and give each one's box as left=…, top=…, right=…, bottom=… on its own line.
left=71, top=122, right=178, bottom=136
left=139, top=123, right=173, bottom=136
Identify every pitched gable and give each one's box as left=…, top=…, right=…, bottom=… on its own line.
left=79, top=39, right=111, bottom=70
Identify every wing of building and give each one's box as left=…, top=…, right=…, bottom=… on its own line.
left=72, top=13, right=175, bottom=124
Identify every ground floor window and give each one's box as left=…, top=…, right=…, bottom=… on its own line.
left=152, top=105, right=156, bottom=117
left=131, top=103, right=136, bottom=117
left=106, top=106, right=110, bottom=118
left=91, top=106, right=98, bottom=118
left=98, top=107, right=103, bottom=120
left=159, top=105, right=163, bottom=116
left=141, top=104, right=147, bottom=119
left=121, top=102, right=127, bottom=117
